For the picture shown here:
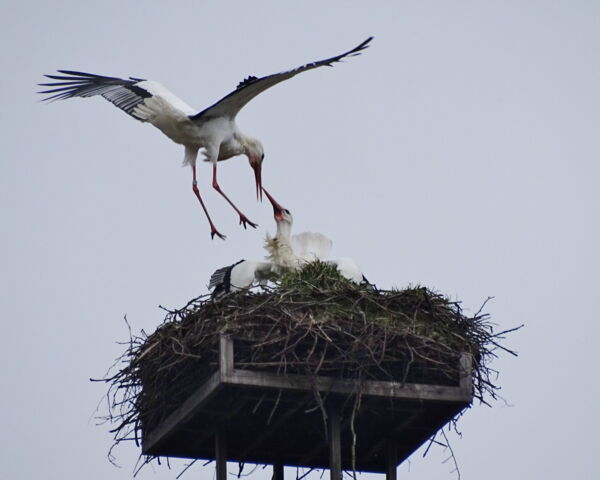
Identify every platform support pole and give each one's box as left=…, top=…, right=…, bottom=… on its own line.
left=215, top=426, right=227, bottom=480
left=273, top=461, right=284, bottom=480
left=386, top=440, right=397, bottom=480
left=328, top=408, right=342, bottom=480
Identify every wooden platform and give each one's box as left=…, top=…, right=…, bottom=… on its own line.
left=142, top=335, right=472, bottom=476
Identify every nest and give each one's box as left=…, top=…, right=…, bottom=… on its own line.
left=98, top=262, right=519, bottom=467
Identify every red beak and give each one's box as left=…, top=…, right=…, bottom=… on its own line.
left=251, top=161, right=263, bottom=201
left=262, top=188, right=286, bottom=219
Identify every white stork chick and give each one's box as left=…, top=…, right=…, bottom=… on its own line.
left=209, top=190, right=368, bottom=297
left=262, top=189, right=368, bottom=284
left=38, top=37, right=373, bottom=240
left=208, top=193, right=299, bottom=297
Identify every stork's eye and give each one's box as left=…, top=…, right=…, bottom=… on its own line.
left=261, top=153, right=265, bottom=160
left=284, top=209, right=290, bottom=214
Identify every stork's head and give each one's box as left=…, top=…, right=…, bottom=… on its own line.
left=276, top=207, right=293, bottom=225
left=243, top=137, right=264, bottom=201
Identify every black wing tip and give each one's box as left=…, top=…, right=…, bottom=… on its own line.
left=38, top=70, right=99, bottom=100
left=41, top=70, right=146, bottom=84
left=319, top=36, right=374, bottom=67
left=56, top=69, right=106, bottom=77
left=36, top=70, right=150, bottom=106
left=350, top=36, right=374, bottom=54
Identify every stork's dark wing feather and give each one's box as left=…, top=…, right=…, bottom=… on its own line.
left=191, top=37, right=372, bottom=121
left=38, top=70, right=151, bottom=121
left=209, top=259, right=245, bottom=299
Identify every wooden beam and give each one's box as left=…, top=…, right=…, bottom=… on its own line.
left=142, top=370, right=222, bottom=454
left=459, top=353, right=473, bottom=397
left=215, top=425, right=227, bottom=480
left=223, top=367, right=471, bottom=403
left=386, top=440, right=397, bottom=480
left=273, top=462, right=284, bottom=480
left=296, top=397, right=378, bottom=468
left=219, top=337, right=472, bottom=402
left=328, top=408, right=342, bottom=480
left=219, top=335, right=234, bottom=377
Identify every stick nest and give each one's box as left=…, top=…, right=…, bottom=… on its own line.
left=97, top=261, right=518, bottom=464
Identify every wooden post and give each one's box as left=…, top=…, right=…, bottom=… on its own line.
left=386, top=440, right=397, bottom=480
left=459, top=352, right=473, bottom=396
left=215, top=426, right=227, bottom=480
left=219, top=335, right=234, bottom=377
left=328, top=408, right=342, bottom=480
left=273, top=461, right=284, bottom=480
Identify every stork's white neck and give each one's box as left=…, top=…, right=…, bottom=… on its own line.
left=276, top=220, right=292, bottom=242
left=233, top=130, right=247, bottom=149
left=236, top=131, right=263, bottom=159
left=265, top=219, right=298, bottom=270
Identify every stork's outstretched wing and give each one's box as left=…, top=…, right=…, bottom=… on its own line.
left=38, top=70, right=153, bottom=120
left=291, top=232, right=333, bottom=262
left=191, top=37, right=373, bottom=121
left=38, top=70, right=196, bottom=121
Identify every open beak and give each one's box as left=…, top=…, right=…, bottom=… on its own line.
left=262, top=188, right=286, bottom=220
left=251, top=161, right=262, bottom=201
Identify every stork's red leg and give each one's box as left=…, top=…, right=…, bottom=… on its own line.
left=211, top=164, right=258, bottom=229
left=192, top=164, right=226, bottom=240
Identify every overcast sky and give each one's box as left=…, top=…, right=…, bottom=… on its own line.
left=2, top=1, right=599, bottom=479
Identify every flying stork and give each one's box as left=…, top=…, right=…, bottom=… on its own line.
left=38, top=37, right=373, bottom=239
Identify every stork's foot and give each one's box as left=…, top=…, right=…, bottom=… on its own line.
left=210, top=227, right=227, bottom=240
left=239, top=215, right=258, bottom=229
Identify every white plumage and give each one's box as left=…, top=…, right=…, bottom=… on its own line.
left=208, top=189, right=367, bottom=298
left=327, top=257, right=365, bottom=284
left=262, top=189, right=366, bottom=283
left=39, top=37, right=372, bottom=240
left=209, top=259, right=276, bottom=298
left=290, top=232, right=333, bottom=263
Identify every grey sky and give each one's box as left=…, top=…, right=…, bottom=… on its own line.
left=2, top=1, right=598, bottom=479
